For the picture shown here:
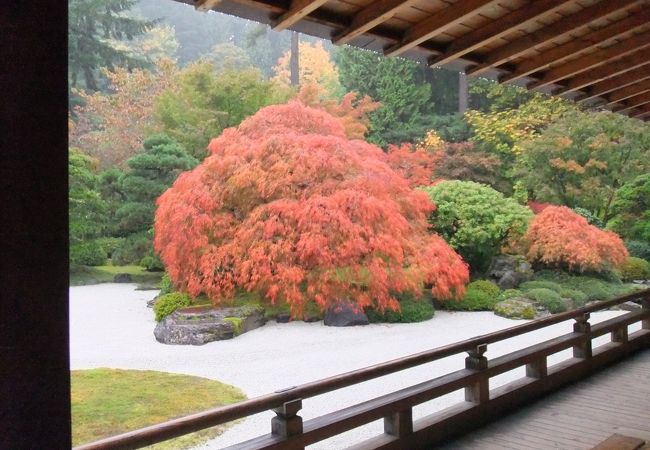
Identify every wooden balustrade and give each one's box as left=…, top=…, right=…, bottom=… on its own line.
left=75, top=288, right=650, bottom=450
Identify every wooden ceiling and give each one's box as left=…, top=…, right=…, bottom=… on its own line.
left=182, top=0, right=650, bottom=119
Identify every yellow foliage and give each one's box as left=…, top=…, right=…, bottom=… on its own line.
left=417, top=130, right=444, bottom=152
left=272, top=41, right=340, bottom=92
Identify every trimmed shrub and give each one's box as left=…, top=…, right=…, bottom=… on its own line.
left=367, top=293, right=434, bottom=323
left=112, top=232, right=151, bottom=266
left=96, top=237, right=125, bottom=259
left=618, top=257, right=650, bottom=281
left=159, top=273, right=174, bottom=295
left=559, top=289, right=588, bottom=307
left=140, top=254, right=165, bottom=272
left=525, top=288, right=566, bottom=313
left=70, top=241, right=108, bottom=266
left=519, top=280, right=562, bottom=293
left=468, top=280, right=501, bottom=298
left=497, top=289, right=524, bottom=301
left=154, top=292, right=192, bottom=321
left=625, top=240, right=650, bottom=261
left=442, top=283, right=500, bottom=311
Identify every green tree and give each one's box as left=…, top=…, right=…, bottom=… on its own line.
left=608, top=174, right=650, bottom=243
left=421, top=180, right=533, bottom=272
left=69, top=148, right=107, bottom=244
left=68, top=0, right=155, bottom=91
left=335, top=46, right=436, bottom=147
left=154, top=62, right=292, bottom=158
left=110, top=135, right=199, bottom=265
left=517, top=111, right=650, bottom=222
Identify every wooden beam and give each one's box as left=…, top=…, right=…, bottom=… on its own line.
left=613, top=91, right=650, bottom=113
left=333, top=0, right=420, bottom=46
left=428, top=0, right=571, bottom=67
left=383, top=0, right=497, bottom=57
left=530, top=31, right=650, bottom=89
left=604, top=79, right=650, bottom=105
left=467, top=0, right=641, bottom=77
left=560, top=49, right=650, bottom=94
left=501, top=10, right=650, bottom=83
left=630, top=104, right=650, bottom=118
left=194, top=0, right=222, bottom=12
left=576, top=66, right=650, bottom=102
left=273, top=0, right=329, bottom=31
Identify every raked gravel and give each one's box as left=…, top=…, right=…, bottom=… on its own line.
left=70, top=284, right=631, bottom=449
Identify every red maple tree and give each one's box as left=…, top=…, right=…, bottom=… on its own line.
left=154, top=101, right=468, bottom=316
left=525, top=206, right=628, bottom=273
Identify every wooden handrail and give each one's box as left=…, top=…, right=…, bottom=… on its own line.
left=75, top=288, right=650, bottom=450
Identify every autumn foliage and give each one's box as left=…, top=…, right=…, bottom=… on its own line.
left=154, top=102, right=468, bottom=316
left=525, top=206, right=628, bottom=273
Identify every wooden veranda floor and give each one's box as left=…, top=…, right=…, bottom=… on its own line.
left=438, top=349, right=650, bottom=450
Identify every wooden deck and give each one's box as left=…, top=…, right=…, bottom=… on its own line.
left=438, top=349, right=650, bottom=450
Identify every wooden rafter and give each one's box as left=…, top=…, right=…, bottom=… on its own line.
left=632, top=106, right=650, bottom=118
left=604, top=79, right=650, bottom=105
left=428, top=0, right=571, bottom=67
left=273, top=0, right=329, bottom=31
left=467, top=0, right=641, bottom=77
left=613, top=91, right=650, bottom=113
left=529, top=31, right=650, bottom=89
left=332, top=0, right=420, bottom=46
left=576, top=66, right=650, bottom=102
left=194, top=0, right=221, bottom=11
left=501, top=10, right=650, bottom=83
left=383, top=0, right=497, bottom=57
left=558, top=48, right=650, bottom=94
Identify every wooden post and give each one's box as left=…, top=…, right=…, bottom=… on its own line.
left=384, top=408, right=413, bottom=437
left=271, top=398, right=303, bottom=445
left=642, top=298, right=650, bottom=330
left=573, top=313, right=592, bottom=359
left=465, top=344, right=489, bottom=404
left=526, top=356, right=548, bottom=379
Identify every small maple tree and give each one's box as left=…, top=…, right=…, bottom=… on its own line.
left=154, top=102, right=468, bottom=316
left=525, top=206, right=628, bottom=273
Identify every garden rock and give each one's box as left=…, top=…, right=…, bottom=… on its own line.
left=154, top=306, right=265, bottom=345
left=324, top=301, right=369, bottom=327
left=113, top=273, right=133, bottom=283
left=275, top=313, right=291, bottom=323
left=493, top=298, right=541, bottom=320
left=487, top=255, right=533, bottom=289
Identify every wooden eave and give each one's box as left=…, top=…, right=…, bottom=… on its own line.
left=175, top=0, right=650, bottom=120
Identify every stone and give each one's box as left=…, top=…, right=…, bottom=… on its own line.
left=276, top=313, right=291, bottom=323
left=113, top=273, right=132, bottom=283
left=487, top=255, right=533, bottom=289
left=154, top=306, right=265, bottom=345
left=617, top=301, right=641, bottom=312
left=493, top=298, right=541, bottom=320
left=324, top=301, right=369, bottom=327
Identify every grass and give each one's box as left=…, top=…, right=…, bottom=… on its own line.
left=71, top=368, right=246, bottom=449
left=70, top=264, right=164, bottom=287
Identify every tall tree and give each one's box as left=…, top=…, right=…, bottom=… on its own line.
left=68, top=0, right=155, bottom=91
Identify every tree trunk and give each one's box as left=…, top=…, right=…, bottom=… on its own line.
left=290, top=31, right=300, bottom=87
left=458, top=71, right=468, bottom=113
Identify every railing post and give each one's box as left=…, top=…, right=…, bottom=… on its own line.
left=465, top=344, right=489, bottom=404
left=384, top=408, right=413, bottom=438
left=526, top=356, right=548, bottom=379
left=271, top=398, right=303, bottom=446
left=573, top=313, right=592, bottom=359
left=642, top=297, right=650, bottom=330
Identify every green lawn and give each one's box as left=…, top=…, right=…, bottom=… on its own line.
left=71, top=368, right=246, bottom=449
left=70, top=264, right=164, bottom=287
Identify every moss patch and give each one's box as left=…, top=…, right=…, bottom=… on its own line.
left=71, top=368, right=245, bottom=449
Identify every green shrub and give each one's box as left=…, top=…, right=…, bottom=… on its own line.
left=524, top=288, right=566, bottom=313
left=442, top=285, right=498, bottom=311
left=154, top=292, right=192, bottom=321
left=497, top=289, right=524, bottom=301
left=467, top=280, right=501, bottom=297
left=112, top=233, right=151, bottom=266
left=159, top=273, right=174, bottom=295
left=367, top=292, right=434, bottom=323
left=140, top=254, right=165, bottom=272
left=519, top=280, right=562, bottom=293
left=625, top=240, right=650, bottom=260
left=559, top=289, right=588, bottom=307
left=96, top=237, right=125, bottom=259
left=70, top=241, right=108, bottom=266
left=618, top=257, right=650, bottom=281
left=573, top=207, right=604, bottom=229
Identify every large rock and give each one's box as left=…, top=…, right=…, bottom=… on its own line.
left=487, top=255, right=533, bottom=289
left=154, top=306, right=265, bottom=345
left=113, top=273, right=133, bottom=283
left=493, top=298, right=540, bottom=320
left=324, top=301, right=369, bottom=327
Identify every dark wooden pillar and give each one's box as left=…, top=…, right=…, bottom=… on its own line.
left=0, top=2, right=71, bottom=448
left=458, top=71, right=469, bottom=114
left=290, top=31, right=300, bottom=87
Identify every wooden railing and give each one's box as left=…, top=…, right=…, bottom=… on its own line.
left=76, top=288, right=650, bottom=450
